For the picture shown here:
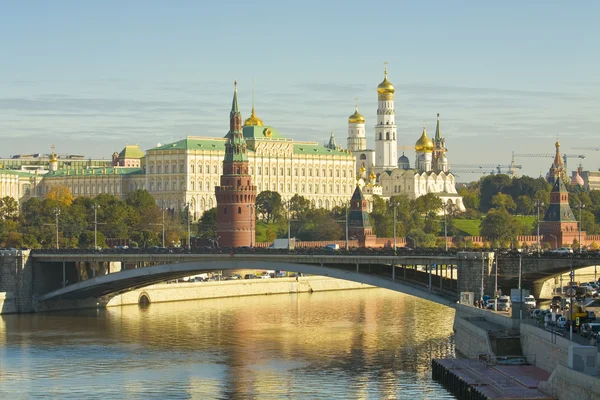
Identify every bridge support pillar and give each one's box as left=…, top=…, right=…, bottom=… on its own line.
left=392, top=264, right=395, bottom=281
left=440, top=265, right=443, bottom=290
left=428, top=265, right=432, bottom=293
left=62, top=261, right=66, bottom=287
left=403, top=264, right=406, bottom=280
left=356, top=263, right=359, bottom=273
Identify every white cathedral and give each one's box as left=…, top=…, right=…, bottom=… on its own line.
left=347, top=67, right=465, bottom=212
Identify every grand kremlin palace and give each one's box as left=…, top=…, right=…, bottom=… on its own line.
left=1, top=68, right=463, bottom=219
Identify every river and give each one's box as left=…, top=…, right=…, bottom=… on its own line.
left=0, top=288, right=456, bottom=399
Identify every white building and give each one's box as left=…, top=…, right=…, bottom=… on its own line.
left=348, top=68, right=464, bottom=212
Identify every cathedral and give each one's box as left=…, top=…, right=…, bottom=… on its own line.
left=347, top=67, right=464, bottom=212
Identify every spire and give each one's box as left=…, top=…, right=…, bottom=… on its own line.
left=435, top=113, right=442, bottom=141
left=553, top=140, right=563, bottom=166
left=327, top=130, right=337, bottom=149
left=231, top=80, right=239, bottom=114
left=243, top=79, right=264, bottom=127
left=225, top=81, right=247, bottom=162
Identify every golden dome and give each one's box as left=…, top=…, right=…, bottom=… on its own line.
left=348, top=105, right=365, bottom=124
left=369, top=170, right=376, bottom=180
left=415, top=126, right=434, bottom=153
left=377, top=70, right=395, bottom=98
left=243, top=107, right=264, bottom=127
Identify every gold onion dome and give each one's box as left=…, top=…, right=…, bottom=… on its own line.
left=415, top=126, right=434, bottom=153
left=369, top=170, right=376, bottom=180
left=243, top=107, right=263, bottom=127
left=348, top=105, right=365, bottom=124
left=377, top=70, right=395, bottom=96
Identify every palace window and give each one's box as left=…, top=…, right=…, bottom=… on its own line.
left=343, top=170, right=346, bottom=178
left=329, top=169, right=333, bottom=177
left=329, top=184, right=332, bottom=193
left=172, top=182, right=177, bottom=190
left=172, top=165, right=176, bottom=173
left=295, top=168, right=298, bottom=176
left=279, top=167, right=283, bottom=176
left=157, top=165, right=162, bottom=174
left=287, top=184, right=291, bottom=192
left=308, top=184, right=312, bottom=193
left=213, top=165, right=217, bottom=174
left=287, top=168, right=291, bottom=176
left=301, top=168, right=305, bottom=176
left=180, top=164, right=184, bottom=173
left=309, top=169, right=312, bottom=177
left=336, top=170, right=339, bottom=178
left=198, top=165, right=203, bottom=173
left=336, top=184, right=339, bottom=193
left=315, top=169, right=319, bottom=177
left=258, top=166, right=262, bottom=175
left=272, top=167, right=276, bottom=176
left=301, top=184, right=305, bottom=192
left=150, top=164, right=155, bottom=173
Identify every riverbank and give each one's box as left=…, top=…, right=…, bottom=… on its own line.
left=106, top=276, right=374, bottom=307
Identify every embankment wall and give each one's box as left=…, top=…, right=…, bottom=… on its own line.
left=106, top=276, right=374, bottom=307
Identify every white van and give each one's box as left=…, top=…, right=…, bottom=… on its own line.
left=497, top=296, right=511, bottom=311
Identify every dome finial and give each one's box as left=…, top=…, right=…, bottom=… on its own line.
left=355, top=96, right=359, bottom=112
left=384, top=61, right=388, bottom=76
left=243, top=78, right=264, bottom=127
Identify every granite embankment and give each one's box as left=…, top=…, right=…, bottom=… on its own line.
left=106, top=276, right=374, bottom=307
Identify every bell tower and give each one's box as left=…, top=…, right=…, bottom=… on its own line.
left=215, top=81, right=257, bottom=247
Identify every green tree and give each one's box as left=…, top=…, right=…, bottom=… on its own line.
left=198, top=207, right=217, bottom=239
left=0, top=197, right=19, bottom=221
left=480, top=208, right=518, bottom=244
left=479, top=174, right=512, bottom=212
left=515, top=195, right=534, bottom=215
left=491, top=193, right=516, bottom=211
left=255, top=190, right=283, bottom=223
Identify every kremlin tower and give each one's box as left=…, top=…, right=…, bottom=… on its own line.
left=547, top=141, right=568, bottom=184
left=375, top=64, right=397, bottom=172
left=540, top=175, right=579, bottom=249
left=348, top=185, right=376, bottom=247
left=431, top=113, right=449, bottom=173
left=215, top=82, right=257, bottom=247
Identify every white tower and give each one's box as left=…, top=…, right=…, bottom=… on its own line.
left=347, top=98, right=366, bottom=152
left=415, top=125, right=433, bottom=172
left=49, top=144, right=58, bottom=172
left=375, top=64, right=397, bottom=172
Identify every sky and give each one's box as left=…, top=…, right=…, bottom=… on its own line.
left=1, top=1, right=599, bottom=181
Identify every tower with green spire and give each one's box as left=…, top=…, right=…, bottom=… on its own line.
left=216, top=81, right=257, bottom=247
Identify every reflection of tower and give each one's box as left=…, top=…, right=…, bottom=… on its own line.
left=375, top=64, right=397, bottom=171
left=347, top=98, right=366, bottom=152
left=215, top=82, right=257, bottom=247
left=414, top=124, right=433, bottom=172
left=540, top=176, right=579, bottom=248
left=348, top=186, right=376, bottom=247
left=547, top=141, right=567, bottom=184
left=49, top=145, right=58, bottom=172
left=431, top=113, right=449, bottom=173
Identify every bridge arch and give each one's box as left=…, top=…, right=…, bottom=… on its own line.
left=39, top=260, right=457, bottom=308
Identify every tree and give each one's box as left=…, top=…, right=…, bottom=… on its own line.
left=255, top=191, right=283, bottom=223
left=480, top=209, right=518, bottom=244
left=491, top=193, right=516, bottom=211
left=46, top=185, right=74, bottom=206
left=515, top=195, right=534, bottom=215
left=0, top=197, right=19, bottom=220
left=479, top=174, right=512, bottom=212
left=198, top=207, right=217, bottom=239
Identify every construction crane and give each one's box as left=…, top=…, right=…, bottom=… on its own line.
left=451, top=163, right=522, bottom=176
left=572, top=147, right=600, bottom=152
left=512, top=151, right=585, bottom=171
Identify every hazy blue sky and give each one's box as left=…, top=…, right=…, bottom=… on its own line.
left=1, top=1, right=598, bottom=180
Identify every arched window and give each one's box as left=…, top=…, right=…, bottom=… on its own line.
left=360, top=154, right=367, bottom=160
left=379, top=133, right=382, bottom=140
left=386, top=132, right=390, bottom=140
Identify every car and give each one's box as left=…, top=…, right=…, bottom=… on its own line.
left=244, top=274, right=258, bottom=279
left=556, top=316, right=568, bottom=329
left=524, top=295, right=537, bottom=308
left=324, top=244, right=340, bottom=252
left=486, top=299, right=496, bottom=310
left=580, top=323, right=600, bottom=338
left=529, top=308, right=542, bottom=318
left=260, top=273, right=271, bottom=279
left=552, top=247, right=573, bottom=254
left=587, top=311, right=597, bottom=321
left=496, top=296, right=511, bottom=311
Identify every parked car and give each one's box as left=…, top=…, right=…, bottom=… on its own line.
left=552, top=247, right=573, bottom=254
left=529, top=308, right=542, bottom=318
left=244, top=274, right=258, bottom=279
left=486, top=299, right=496, bottom=310
left=579, top=323, right=600, bottom=338
left=496, top=296, right=511, bottom=311
left=524, top=295, right=537, bottom=308
left=260, top=273, right=271, bottom=279
left=556, top=316, right=568, bottom=329
left=587, top=311, right=597, bottom=321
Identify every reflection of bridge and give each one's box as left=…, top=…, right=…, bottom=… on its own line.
left=32, top=253, right=460, bottom=307
left=3, top=251, right=598, bottom=313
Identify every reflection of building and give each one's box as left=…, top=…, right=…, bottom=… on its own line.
left=348, top=68, right=463, bottom=212
left=541, top=176, right=580, bottom=248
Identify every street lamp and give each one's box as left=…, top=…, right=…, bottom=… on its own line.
left=534, top=200, right=544, bottom=254
left=393, top=203, right=397, bottom=252
left=186, top=202, right=191, bottom=250
left=549, top=234, right=558, bottom=250
left=443, top=203, right=448, bottom=252
left=53, top=208, right=60, bottom=249
left=576, top=202, right=585, bottom=252
left=91, top=204, right=101, bottom=249
left=246, top=204, right=255, bottom=247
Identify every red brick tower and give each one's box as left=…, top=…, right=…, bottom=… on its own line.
left=348, top=185, right=376, bottom=247
left=540, top=176, right=579, bottom=248
left=215, top=82, right=257, bottom=247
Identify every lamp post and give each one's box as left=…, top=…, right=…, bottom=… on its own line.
left=246, top=204, right=255, bottom=247
left=480, top=252, right=485, bottom=303
left=576, top=203, right=585, bottom=252
left=443, top=203, right=448, bottom=252
left=287, top=202, right=291, bottom=251
left=518, top=252, right=523, bottom=320
left=161, top=208, right=165, bottom=248
left=570, top=254, right=574, bottom=342
left=186, top=202, right=191, bottom=250
left=535, top=200, right=544, bottom=254
left=53, top=208, right=60, bottom=249
left=91, top=204, right=100, bottom=249
left=549, top=234, right=557, bottom=250
left=393, top=203, right=397, bottom=252
left=494, top=256, right=498, bottom=311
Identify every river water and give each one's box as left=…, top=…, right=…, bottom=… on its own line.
left=0, top=288, right=456, bottom=399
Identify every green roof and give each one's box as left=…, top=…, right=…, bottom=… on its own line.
left=45, top=167, right=144, bottom=178
left=293, top=143, right=350, bottom=156
left=151, top=138, right=227, bottom=151
left=118, top=145, right=145, bottom=159
left=0, top=169, right=35, bottom=177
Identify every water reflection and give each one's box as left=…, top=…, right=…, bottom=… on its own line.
left=0, top=289, right=456, bottom=399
